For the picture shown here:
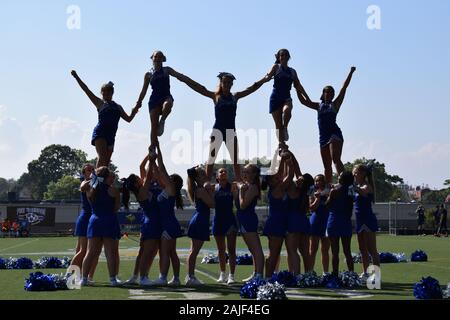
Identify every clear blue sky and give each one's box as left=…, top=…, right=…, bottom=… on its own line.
left=1, top=0, right=449, bottom=189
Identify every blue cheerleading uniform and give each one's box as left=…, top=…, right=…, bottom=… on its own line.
left=354, top=192, right=378, bottom=233
left=269, top=64, right=296, bottom=113
left=263, top=190, right=288, bottom=237
left=157, top=190, right=183, bottom=239
left=212, top=183, right=238, bottom=236
left=326, top=185, right=354, bottom=237
left=187, top=193, right=211, bottom=241
left=309, top=194, right=330, bottom=237
left=212, top=94, right=237, bottom=141
left=91, top=101, right=123, bottom=149
left=75, top=189, right=92, bottom=237
left=148, top=67, right=173, bottom=111
left=87, top=183, right=121, bottom=240
left=236, top=196, right=259, bottom=234
left=317, top=102, right=344, bottom=148
left=139, top=195, right=163, bottom=241
left=287, top=194, right=311, bottom=234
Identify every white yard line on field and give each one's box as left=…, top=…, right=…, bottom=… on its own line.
left=0, top=239, right=40, bottom=253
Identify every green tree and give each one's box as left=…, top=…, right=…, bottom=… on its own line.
left=342, top=158, right=404, bottom=202
left=422, top=188, right=450, bottom=204
left=25, top=144, right=88, bottom=199
left=444, top=179, right=450, bottom=186
left=0, top=178, right=18, bottom=201
left=44, top=175, right=81, bottom=201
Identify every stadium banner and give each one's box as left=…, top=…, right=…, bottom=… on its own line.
left=6, top=207, right=56, bottom=227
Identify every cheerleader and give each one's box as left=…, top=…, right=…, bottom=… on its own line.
left=124, top=155, right=153, bottom=285
left=135, top=51, right=190, bottom=154
left=71, top=71, right=139, bottom=168
left=298, top=67, right=356, bottom=185
left=176, top=72, right=270, bottom=180
left=265, top=49, right=310, bottom=148
left=353, top=164, right=380, bottom=280
left=70, top=163, right=98, bottom=284
left=212, top=168, right=238, bottom=285
left=152, top=144, right=184, bottom=286
left=309, top=174, right=331, bottom=274
left=80, top=167, right=122, bottom=286
left=284, top=151, right=313, bottom=275
left=186, top=166, right=215, bottom=286
left=123, top=152, right=164, bottom=286
left=236, top=164, right=265, bottom=280
left=261, top=152, right=290, bottom=278
left=325, top=171, right=355, bottom=276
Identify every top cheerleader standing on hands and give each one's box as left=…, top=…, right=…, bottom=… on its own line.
left=71, top=70, right=140, bottom=168
left=299, top=67, right=356, bottom=185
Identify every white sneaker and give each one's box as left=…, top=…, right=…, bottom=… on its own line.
left=140, top=277, right=155, bottom=287
left=125, top=275, right=139, bottom=285
left=152, top=277, right=168, bottom=286
left=79, top=278, right=88, bottom=287
left=87, top=278, right=95, bottom=286
left=157, top=119, right=166, bottom=137
left=110, top=278, right=122, bottom=287
left=185, top=275, right=203, bottom=286
left=227, top=274, right=236, bottom=285
left=168, top=277, right=181, bottom=286
left=217, top=272, right=227, bottom=283
left=242, top=272, right=256, bottom=282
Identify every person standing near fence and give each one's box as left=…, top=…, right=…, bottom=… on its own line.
left=433, top=205, right=441, bottom=237
left=416, top=205, right=426, bottom=236
left=438, top=204, right=448, bottom=237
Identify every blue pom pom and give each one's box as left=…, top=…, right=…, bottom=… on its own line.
left=236, top=254, right=253, bottom=265
left=270, top=271, right=297, bottom=287
left=339, top=271, right=362, bottom=289
left=257, top=282, right=287, bottom=300
left=413, top=276, right=443, bottom=299
left=321, top=273, right=342, bottom=289
left=51, top=274, right=69, bottom=290
left=379, top=252, right=399, bottom=263
left=445, top=283, right=450, bottom=299
left=297, top=271, right=321, bottom=288
left=61, top=257, right=71, bottom=268
left=24, top=272, right=57, bottom=292
left=201, top=254, right=220, bottom=264
left=8, top=257, right=34, bottom=269
left=0, top=257, right=7, bottom=269
left=240, top=278, right=267, bottom=299
left=35, top=257, right=63, bottom=269
left=352, top=252, right=362, bottom=264
left=411, top=250, right=428, bottom=262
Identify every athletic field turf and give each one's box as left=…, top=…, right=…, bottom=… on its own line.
left=0, top=234, right=449, bottom=300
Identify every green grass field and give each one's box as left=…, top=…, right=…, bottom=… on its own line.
left=0, top=234, right=449, bottom=300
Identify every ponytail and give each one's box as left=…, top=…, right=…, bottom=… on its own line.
left=170, top=174, right=184, bottom=210
left=121, top=174, right=140, bottom=209
left=187, top=167, right=198, bottom=203
left=366, top=165, right=376, bottom=203
left=300, top=174, right=314, bottom=212
left=246, top=164, right=261, bottom=199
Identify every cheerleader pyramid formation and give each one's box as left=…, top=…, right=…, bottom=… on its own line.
left=70, top=49, right=380, bottom=288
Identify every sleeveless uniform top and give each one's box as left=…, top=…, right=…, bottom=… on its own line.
left=91, top=101, right=123, bottom=147
left=317, top=102, right=343, bottom=148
